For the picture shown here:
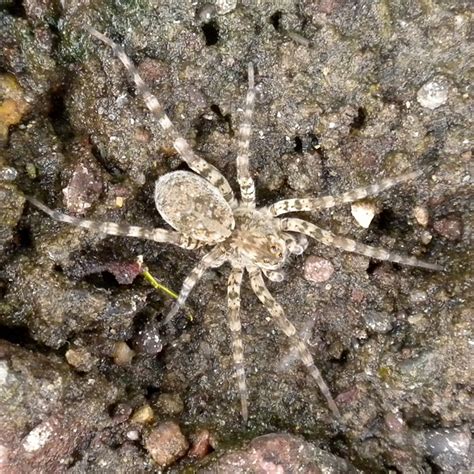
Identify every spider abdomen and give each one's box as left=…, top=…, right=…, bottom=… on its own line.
left=154, top=170, right=235, bottom=243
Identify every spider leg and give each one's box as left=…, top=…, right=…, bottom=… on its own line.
left=236, top=63, right=256, bottom=208
left=164, top=246, right=225, bottom=324
left=269, top=170, right=423, bottom=216
left=87, top=27, right=236, bottom=206
left=26, top=196, right=200, bottom=249
left=285, top=233, right=309, bottom=255
left=247, top=267, right=341, bottom=418
left=281, top=217, right=442, bottom=270
left=227, top=267, right=249, bottom=422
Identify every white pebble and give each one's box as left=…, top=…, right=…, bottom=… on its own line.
left=417, top=77, right=449, bottom=110
left=413, top=206, right=429, bottom=227
left=351, top=201, right=377, bottom=229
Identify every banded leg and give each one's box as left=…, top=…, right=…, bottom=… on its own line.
left=282, top=217, right=441, bottom=270
left=269, top=170, right=423, bottom=216
left=87, top=27, right=236, bottom=205
left=26, top=196, right=201, bottom=248
left=248, top=267, right=341, bottom=418
left=164, top=247, right=225, bottom=324
left=227, top=267, right=249, bottom=422
left=236, top=63, right=256, bottom=208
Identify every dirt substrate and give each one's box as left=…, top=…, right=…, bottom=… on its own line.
left=0, top=1, right=472, bottom=472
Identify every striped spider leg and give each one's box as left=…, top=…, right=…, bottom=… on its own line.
left=281, top=218, right=442, bottom=270
left=236, top=63, right=257, bottom=208
left=247, top=266, right=341, bottom=418
left=87, top=27, right=237, bottom=207
left=26, top=196, right=201, bottom=249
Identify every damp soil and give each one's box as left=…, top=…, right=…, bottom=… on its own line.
left=0, top=1, right=471, bottom=472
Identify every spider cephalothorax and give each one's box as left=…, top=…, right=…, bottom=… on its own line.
left=27, top=27, right=441, bottom=422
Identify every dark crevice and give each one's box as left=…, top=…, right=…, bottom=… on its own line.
left=350, top=106, right=367, bottom=133
left=270, top=11, right=282, bottom=31
left=1, top=0, right=26, bottom=18
left=82, top=271, right=122, bottom=289
left=0, top=324, right=34, bottom=345
left=16, top=225, right=33, bottom=250
left=366, top=260, right=382, bottom=275
left=330, top=348, right=350, bottom=365
left=90, top=144, right=125, bottom=181
left=49, top=85, right=74, bottom=141
left=294, top=136, right=303, bottom=153
left=201, top=20, right=219, bottom=46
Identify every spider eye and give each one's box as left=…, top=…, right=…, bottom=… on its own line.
left=270, top=244, right=279, bottom=253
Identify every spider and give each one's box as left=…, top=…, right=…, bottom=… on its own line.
left=27, top=27, right=441, bottom=422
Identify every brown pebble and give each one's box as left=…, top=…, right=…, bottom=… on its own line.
left=304, top=255, right=334, bottom=283
left=132, top=404, right=154, bottom=424
left=65, top=347, right=96, bottom=372
left=134, top=127, right=152, bottom=143
left=144, top=421, right=189, bottom=467
left=189, top=429, right=212, bottom=459
left=433, top=216, right=463, bottom=241
left=113, top=341, right=135, bottom=366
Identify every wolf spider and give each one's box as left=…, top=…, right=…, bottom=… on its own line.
left=27, top=27, right=441, bottom=422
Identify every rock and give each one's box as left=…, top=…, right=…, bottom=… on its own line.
left=189, top=429, right=213, bottom=459
left=131, top=404, right=154, bottom=425
left=433, top=216, right=463, bottom=241
left=65, top=347, right=96, bottom=372
left=155, top=393, right=184, bottom=417
left=417, top=76, right=450, bottom=110
left=424, top=426, right=471, bottom=472
left=0, top=182, right=25, bottom=253
left=363, top=311, right=394, bottom=334
left=200, top=433, right=357, bottom=473
left=304, top=255, right=335, bottom=283
left=144, top=421, right=189, bottom=468
left=113, top=342, right=135, bottom=366
left=413, top=206, right=429, bottom=227
left=351, top=200, right=378, bottom=228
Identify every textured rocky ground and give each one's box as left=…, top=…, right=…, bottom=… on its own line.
left=0, top=0, right=472, bottom=472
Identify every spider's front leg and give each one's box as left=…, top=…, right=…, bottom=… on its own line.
left=163, top=246, right=225, bottom=324
left=247, top=267, right=341, bottom=418
left=26, top=196, right=199, bottom=249
left=281, top=218, right=442, bottom=270
left=236, top=63, right=257, bottom=208
left=227, top=267, right=249, bottom=422
left=269, top=169, right=424, bottom=216
left=86, top=27, right=236, bottom=206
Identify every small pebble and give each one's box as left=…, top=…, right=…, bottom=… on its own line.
left=113, top=341, right=135, bottom=366
left=433, top=216, right=463, bottom=241
left=155, top=393, right=184, bottom=416
left=144, top=421, right=189, bottom=467
left=189, top=429, right=212, bottom=459
left=216, top=0, right=237, bottom=15
left=65, top=347, right=96, bottom=372
left=413, top=206, right=429, bottom=227
left=0, top=166, right=18, bottom=181
left=363, top=311, right=393, bottom=333
left=420, top=230, right=433, bottom=245
left=131, top=404, right=154, bottom=424
left=126, top=430, right=140, bottom=441
left=417, top=76, right=449, bottom=110
left=304, top=255, right=334, bottom=283
left=351, top=200, right=377, bottom=228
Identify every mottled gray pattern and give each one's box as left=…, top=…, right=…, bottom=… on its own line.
left=26, top=28, right=441, bottom=423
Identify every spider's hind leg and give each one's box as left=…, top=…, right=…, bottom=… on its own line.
left=164, top=247, right=225, bottom=325
left=248, top=267, right=341, bottom=418
left=227, top=267, right=249, bottom=422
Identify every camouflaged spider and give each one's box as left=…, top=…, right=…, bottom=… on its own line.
left=28, top=27, right=441, bottom=422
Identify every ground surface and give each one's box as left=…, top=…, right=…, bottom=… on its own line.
left=0, top=0, right=472, bottom=472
